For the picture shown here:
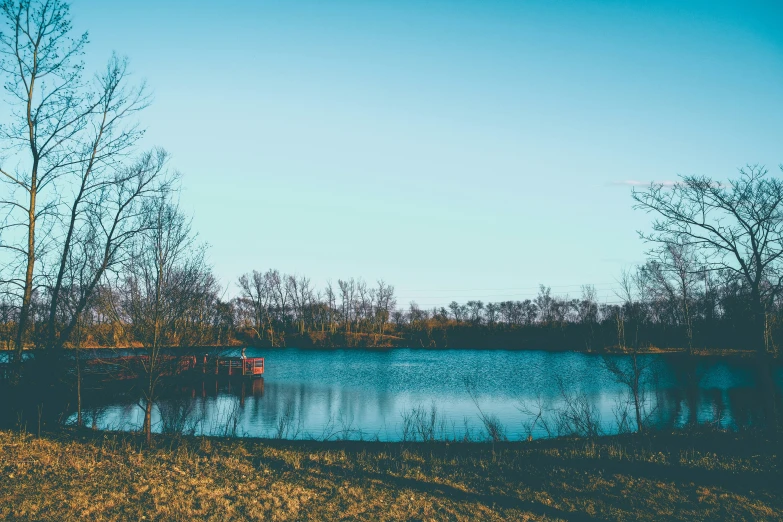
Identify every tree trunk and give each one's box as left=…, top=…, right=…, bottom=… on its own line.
left=143, top=398, right=153, bottom=445
left=750, top=289, right=767, bottom=355
left=76, top=351, right=82, bottom=428
left=14, top=181, right=37, bottom=364
left=632, top=355, right=644, bottom=433
left=681, top=286, right=693, bottom=355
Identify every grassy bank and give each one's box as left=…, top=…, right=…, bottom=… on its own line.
left=0, top=429, right=781, bottom=521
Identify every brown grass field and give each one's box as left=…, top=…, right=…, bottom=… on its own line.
left=0, top=429, right=781, bottom=521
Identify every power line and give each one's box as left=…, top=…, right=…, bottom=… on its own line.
left=397, top=289, right=626, bottom=300
left=394, top=285, right=626, bottom=302
left=396, top=282, right=622, bottom=294
left=397, top=296, right=624, bottom=308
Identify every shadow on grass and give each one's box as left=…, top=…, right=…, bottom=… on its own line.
left=24, top=427, right=783, bottom=521
left=254, top=430, right=782, bottom=520
left=314, top=465, right=597, bottom=522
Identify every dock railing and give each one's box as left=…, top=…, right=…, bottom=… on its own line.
left=243, top=357, right=264, bottom=376
left=215, top=356, right=264, bottom=377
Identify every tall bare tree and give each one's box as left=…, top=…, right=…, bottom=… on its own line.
left=238, top=270, right=270, bottom=340
left=1, top=0, right=90, bottom=360
left=641, top=241, right=700, bottom=353
left=0, top=0, right=162, bottom=365
left=44, top=56, right=155, bottom=353
left=48, top=151, right=172, bottom=355
left=119, top=197, right=207, bottom=444
left=634, top=166, right=783, bottom=355
left=374, top=280, right=395, bottom=335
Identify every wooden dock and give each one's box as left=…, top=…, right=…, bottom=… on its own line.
left=208, top=356, right=265, bottom=378
left=0, top=353, right=265, bottom=382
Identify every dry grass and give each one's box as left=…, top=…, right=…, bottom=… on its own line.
left=0, top=429, right=781, bottom=521
left=599, top=345, right=759, bottom=357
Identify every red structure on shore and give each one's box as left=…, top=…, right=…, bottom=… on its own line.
left=209, top=356, right=265, bottom=377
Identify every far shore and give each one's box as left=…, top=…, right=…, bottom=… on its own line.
left=1, top=344, right=769, bottom=356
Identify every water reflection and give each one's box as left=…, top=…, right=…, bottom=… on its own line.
left=67, top=349, right=783, bottom=441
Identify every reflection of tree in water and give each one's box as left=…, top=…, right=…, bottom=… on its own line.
left=648, top=388, right=682, bottom=430
left=670, top=356, right=705, bottom=427
left=727, top=383, right=779, bottom=431
left=111, top=377, right=400, bottom=439
left=251, top=381, right=396, bottom=439
left=159, top=397, right=199, bottom=435
left=698, top=388, right=726, bottom=427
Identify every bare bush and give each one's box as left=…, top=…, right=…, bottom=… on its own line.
left=553, top=377, right=602, bottom=438
left=159, top=397, right=200, bottom=436
left=399, top=403, right=447, bottom=442
left=464, top=377, right=508, bottom=442
left=274, top=400, right=302, bottom=440
left=518, top=394, right=555, bottom=440
left=602, top=354, right=658, bottom=433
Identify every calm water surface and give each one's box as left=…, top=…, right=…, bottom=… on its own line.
left=70, top=348, right=783, bottom=441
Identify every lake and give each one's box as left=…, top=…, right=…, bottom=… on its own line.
left=69, top=348, right=783, bottom=441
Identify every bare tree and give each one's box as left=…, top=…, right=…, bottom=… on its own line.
left=641, top=241, right=700, bottom=353
left=287, top=274, right=312, bottom=335
left=47, top=150, right=172, bottom=354
left=119, top=196, right=207, bottom=444
left=485, top=302, right=499, bottom=326
left=44, top=56, right=154, bottom=353
left=602, top=353, right=655, bottom=434
left=535, top=286, right=554, bottom=324
left=0, top=1, right=166, bottom=370
left=374, top=280, right=395, bottom=335
left=238, top=270, right=269, bottom=340
left=614, top=267, right=650, bottom=350
left=466, top=300, right=484, bottom=324
left=1, top=0, right=89, bottom=360
left=578, top=285, right=599, bottom=351
left=338, top=278, right=355, bottom=333
left=634, top=166, right=783, bottom=355
left=324, top=280, right=336, bottom=334
left=268, top=269, right=288, bottom=334
left=448, top=301, right=461, bottom=322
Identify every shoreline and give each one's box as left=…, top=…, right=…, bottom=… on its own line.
left=0, top=344, right=771, bottom=357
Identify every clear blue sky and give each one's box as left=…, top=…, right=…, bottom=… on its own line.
left=70, top=0, right=783, bottom=306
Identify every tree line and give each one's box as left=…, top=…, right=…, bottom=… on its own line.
left=2, top=258, right=781, bottom=356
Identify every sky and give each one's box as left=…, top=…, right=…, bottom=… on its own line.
left=67, top=0, right=783, bottom=307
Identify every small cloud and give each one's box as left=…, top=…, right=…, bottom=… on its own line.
left=609, top=180, right=679, bottom=187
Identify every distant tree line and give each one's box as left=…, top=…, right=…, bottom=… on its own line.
left=3, top=253, right=782, bottom=356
